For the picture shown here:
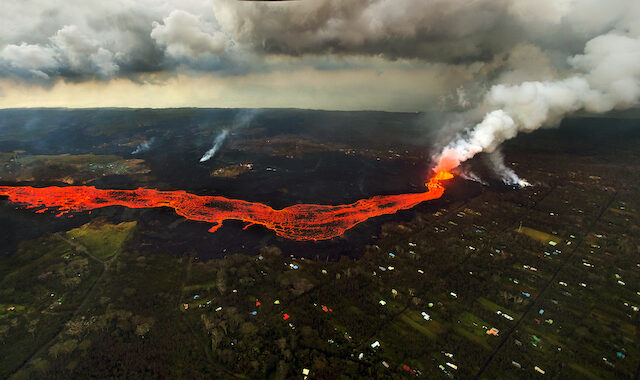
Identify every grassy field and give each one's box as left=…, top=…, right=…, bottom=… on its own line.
left=66, top=220, right=137, bottom=260
left=398, top=310, right=441, bottom=339
left=0, top=153, right=150, bottom=184
left=516, top=226, right=562, bottom=245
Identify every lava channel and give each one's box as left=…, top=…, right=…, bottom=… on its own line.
left=0, top=171, right=453, bottom=241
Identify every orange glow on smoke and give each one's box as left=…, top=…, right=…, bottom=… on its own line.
left=0, top=171, right=452, bottom=241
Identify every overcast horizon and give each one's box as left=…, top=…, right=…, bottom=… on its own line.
left=1, top=0, right=638, bottom=111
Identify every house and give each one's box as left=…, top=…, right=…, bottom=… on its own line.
left=402, top=365, right=417, bottom=375
left=486, top=328, right=499, bottom=336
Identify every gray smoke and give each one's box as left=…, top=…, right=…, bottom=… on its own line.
left=131, top=137, right=155, bottom=154
left=458, top=170, right=488, bottom=186
left=486, top=149, right=530, bottom=187
left=199, top=109, right=259, bottom=163
left=433, top=31, right=640, bottom=184
left=200, top=129, right=229, bottom=162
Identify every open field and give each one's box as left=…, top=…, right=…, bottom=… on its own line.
left=66, top=219, right=137, bottom=260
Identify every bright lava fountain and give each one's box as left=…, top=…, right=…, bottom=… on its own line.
left=0, top=171, right=453, bottom=241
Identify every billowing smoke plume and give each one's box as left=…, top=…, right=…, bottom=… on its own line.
left=433, top=32, right=640, bottom=184
left=131, top=137, right=155, bottom=154
left=200, top=129, right=229, bottom=162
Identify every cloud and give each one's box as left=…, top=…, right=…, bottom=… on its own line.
left=1, top=1, right=634, bottom=78
left=0, top=24, right=121, bottom=81
left=211, top=0, right=635, bottom=63
left=213, top=0, right=517, bottom=62
left=0, top=43, right=59, bottom=79
left=50, top=25, right=119, bottom=77
left=151, top=10, right=230, bottom=61
left=0, top=0, right=637, bottom=114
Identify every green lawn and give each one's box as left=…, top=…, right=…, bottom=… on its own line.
left=67, top=220, right=137, bottom=260
left=516, top=226, right=562, bottom=245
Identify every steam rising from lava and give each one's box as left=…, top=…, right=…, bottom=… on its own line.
left=433, top=32, right=640, bottom=183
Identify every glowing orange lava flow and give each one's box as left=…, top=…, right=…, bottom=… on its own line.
left=0, top=171, right=453, bottom=241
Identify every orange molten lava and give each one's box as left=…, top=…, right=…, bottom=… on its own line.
left=0, top=171, right=453, bottom=241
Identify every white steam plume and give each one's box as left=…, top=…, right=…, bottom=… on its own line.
left=486, top=149, right=530, bottom=187
left=131, top=137, right=155, bottom=154
left=458, top=170, right=488, bottom=186
left=433, top=32, right=640, bottom=183
left=199, top=109, right=259, bottom=163
left=200, top=129, right=229, bottom=162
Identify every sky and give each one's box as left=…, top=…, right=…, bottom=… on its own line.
left=0, top=0, right=638, bottom=111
